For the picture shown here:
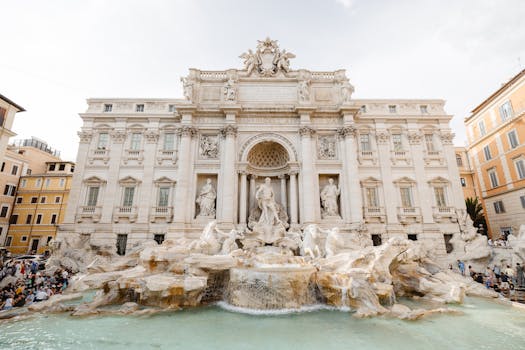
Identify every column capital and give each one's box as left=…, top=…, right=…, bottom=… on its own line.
left=110, top=130, right=127, bottom=143
left=289, top=170, right=298, bottom=176
left=278, top=174, right=287, bottom=179
left=299, top=126, right=316, bottom=137
left=336, top=126, right=356, bottom=138
left=144, top=130, right=160, bottom=143
left=220, top=125, right=238, bottom=138
left=77, top=131, right=93, bottom=143
left=238, top=170, right=248, bottom=176
left=407, top=131, right=422, bottom=145
left=178, top=125, right=198, bottom=137
left=249, top=174, right=258, bottom=180
left=439, top=131, right=455, bottom=145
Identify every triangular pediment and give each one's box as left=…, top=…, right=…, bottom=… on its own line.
left=154, top=176, right=175, bottom=184
left=118, top=176, right=141, bottom=185
left=393, top=176, right=416, bottom=184
left=83, top=176, right=106, bottom=184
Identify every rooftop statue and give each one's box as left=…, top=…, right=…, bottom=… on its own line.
left=239, top=37, right=295, bottom=77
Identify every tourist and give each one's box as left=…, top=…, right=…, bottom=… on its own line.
left=34, top=287, right=48, bottom=302
left=1, top=293, right=14, bottom=310
left=468, top=265, right=476, bottom=278
left=516, top=263, right=525, bottom=288
left=457, top=260, right=465, bottom=276
left=493, top=264, right=501, bottom=282
left=504, top=265, right=516, bottom=284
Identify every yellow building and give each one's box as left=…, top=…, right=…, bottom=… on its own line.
left=5, top=161, right=74, bottom=254
left=455, top=147, right=478, bottom=200
left=465, top=68, right=525, bottom=239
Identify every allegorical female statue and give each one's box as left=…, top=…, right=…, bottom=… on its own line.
left=320, top=178, right=340, bottom=217
left=196, top=178, right=216, bottom=217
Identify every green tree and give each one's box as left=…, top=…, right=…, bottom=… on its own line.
left=465, top=197, right=487, bottom=235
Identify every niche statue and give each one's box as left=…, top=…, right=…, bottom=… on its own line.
left=196, top=178, right=216, bottom=217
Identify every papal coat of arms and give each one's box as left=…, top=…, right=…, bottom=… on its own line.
left=239, top=37, right=295, bottom=77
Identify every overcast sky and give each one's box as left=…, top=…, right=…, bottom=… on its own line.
left=1, top=0, right=524, bottom=161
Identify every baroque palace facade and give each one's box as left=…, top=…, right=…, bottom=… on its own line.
left=60, top=39, right=465, bottom=256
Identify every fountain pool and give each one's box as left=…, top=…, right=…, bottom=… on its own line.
left=1, top=298, right=524, bottom=350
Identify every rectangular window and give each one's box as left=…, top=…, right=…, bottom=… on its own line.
left=130, top=133, right=141, bottom=150
left=25, top=214, right=32, bottom=224
left=478, top=120, right=486, bottom=136
left=365, top=187, right=379, bottom=207
left=388, top=105, right=397, bottom=113
left=434, top=187, right=447, bottom=207
left=36, top=178, right=41, bottom=187
left=508, top=130, right=519, bottom=149
left=51, top=214, right=57, bottom=224
left=45, top=179, right=50, bottom=187
left=16, top=197, right=22, bottom=204
left=55, top=196, right=61, bottom=203
left=483, top=145, right=492, bottom=161
left=521, top=195, right=525, bottom=209
left=49, top=164, right=56, bottom=171
left=31, top=197, right=37, bottom=204
left=11, top=165, right=18, bottom=175
left=488, top=168, right=499, bottom=188
left=515, top=159, right=525, bottom=179
left=59, top=164, right=65, bottom=171
left=104, top=104, right=113, bottom=112
left=122, top=187, right=135, bottom=207
left=158, top=187, right=170, bottom=207
left=493, top=200, right=505, bottom=214
left=168, top=104, right=176, bottom=112
left=360, top=105, right=367, bottom=113
left=499, top=101, right=513, bottom=122
left=420, top=105, right=428, bottom=113
left=9, top=214, right=18, bottom=224
left=360, top=134, right=371, bottom=151
left=4, top=185, right=16, bottom=196
left=40, top=197, right=46, bottom=204
left=60, top=178, right=65, bottom=187
left=5, top=236, right=12, bottom=247
left=36, top=214, right=42, bottom=224
left=0, top=206, right=8, bottom=217
left=98, top=132, right=109, bottom=149
left=135, top=104, right=144, bottom=112
left=392, top=134, right=403, bottom=151
left=408, top=234, right=418, bottom=241
left=400, top=187, right=413, bottom=207
left=456, top=154, right=463, bottom=166
left=26, top=169, right=32, bottom=175
left=20, top=179, right=26, bottom=188
left=0, top=162, right=4, bottom=172
left=424, top=134, right=435, bottom=152
left=163, top=133, right=175, bottom=151
left=21, top=236, right=27, bottom=242
left=86, top=186, right=99, bottom=206
left=460, top=178, right=466, bottom=187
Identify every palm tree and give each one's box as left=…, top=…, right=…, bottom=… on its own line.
left=465, top=197, right=487, bottom=235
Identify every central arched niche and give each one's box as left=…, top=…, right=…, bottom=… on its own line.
left=247, top=141, right=290, bottom=171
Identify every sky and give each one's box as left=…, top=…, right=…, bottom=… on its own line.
left=1, top=0, right=524, bottom=161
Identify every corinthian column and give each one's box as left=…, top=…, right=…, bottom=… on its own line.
left=173, top=125, right=197, bottom=225
left=338, top=126, right=363, bottom=224
left=239, top=171, right=248, bottom=225
left=289, top=171, right=298, bottom=225
left=218, top=125, right=238, bottom=227
left=299, top=126, right=317, bottom=224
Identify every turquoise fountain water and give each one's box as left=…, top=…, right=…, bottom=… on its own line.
left=1, top=298, right=524, bottom=350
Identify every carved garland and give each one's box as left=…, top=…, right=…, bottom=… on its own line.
left=144, top=130, right=160, bottom=143
left=439, top=132, right=454, bottom=145
left=110, top=130, right=127, bottom=143
left=375, top=131, right=390, bottom=144
left=78, top=131, right=93, bottom=143
left=407, top=131, right=422, bottom=145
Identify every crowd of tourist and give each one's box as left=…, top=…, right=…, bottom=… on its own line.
left=454, top=259, right=525, bottom=294
left=0, top=259, right=70, bottom=311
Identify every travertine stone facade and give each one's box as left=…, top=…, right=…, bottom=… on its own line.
left=60, top=39, right=466, bottom=256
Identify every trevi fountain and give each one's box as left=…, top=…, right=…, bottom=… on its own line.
left=1, top=39, right=525, bottom=349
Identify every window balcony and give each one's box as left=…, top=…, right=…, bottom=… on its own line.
left=390, top=150, right=411, bottom=165
left=76, top=206, right=102, bottom=223
left=358, top=150, right=377, bottom=165
left=432, top=206, right=457, bottom=222
left=157, top=149, right=178, bottom=165
left=397, top=206, right=422, bottom=224
left=149, top=206, right=173, bottom=223
left=424, top=150, right=445, bottom=166
left=363, top=206, right=386, bottom=223
left=113, top=206, right=138, bottom=223
left=88, top=148, right=110, bottom=165
left=122, top=149, right=144, bottom=165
